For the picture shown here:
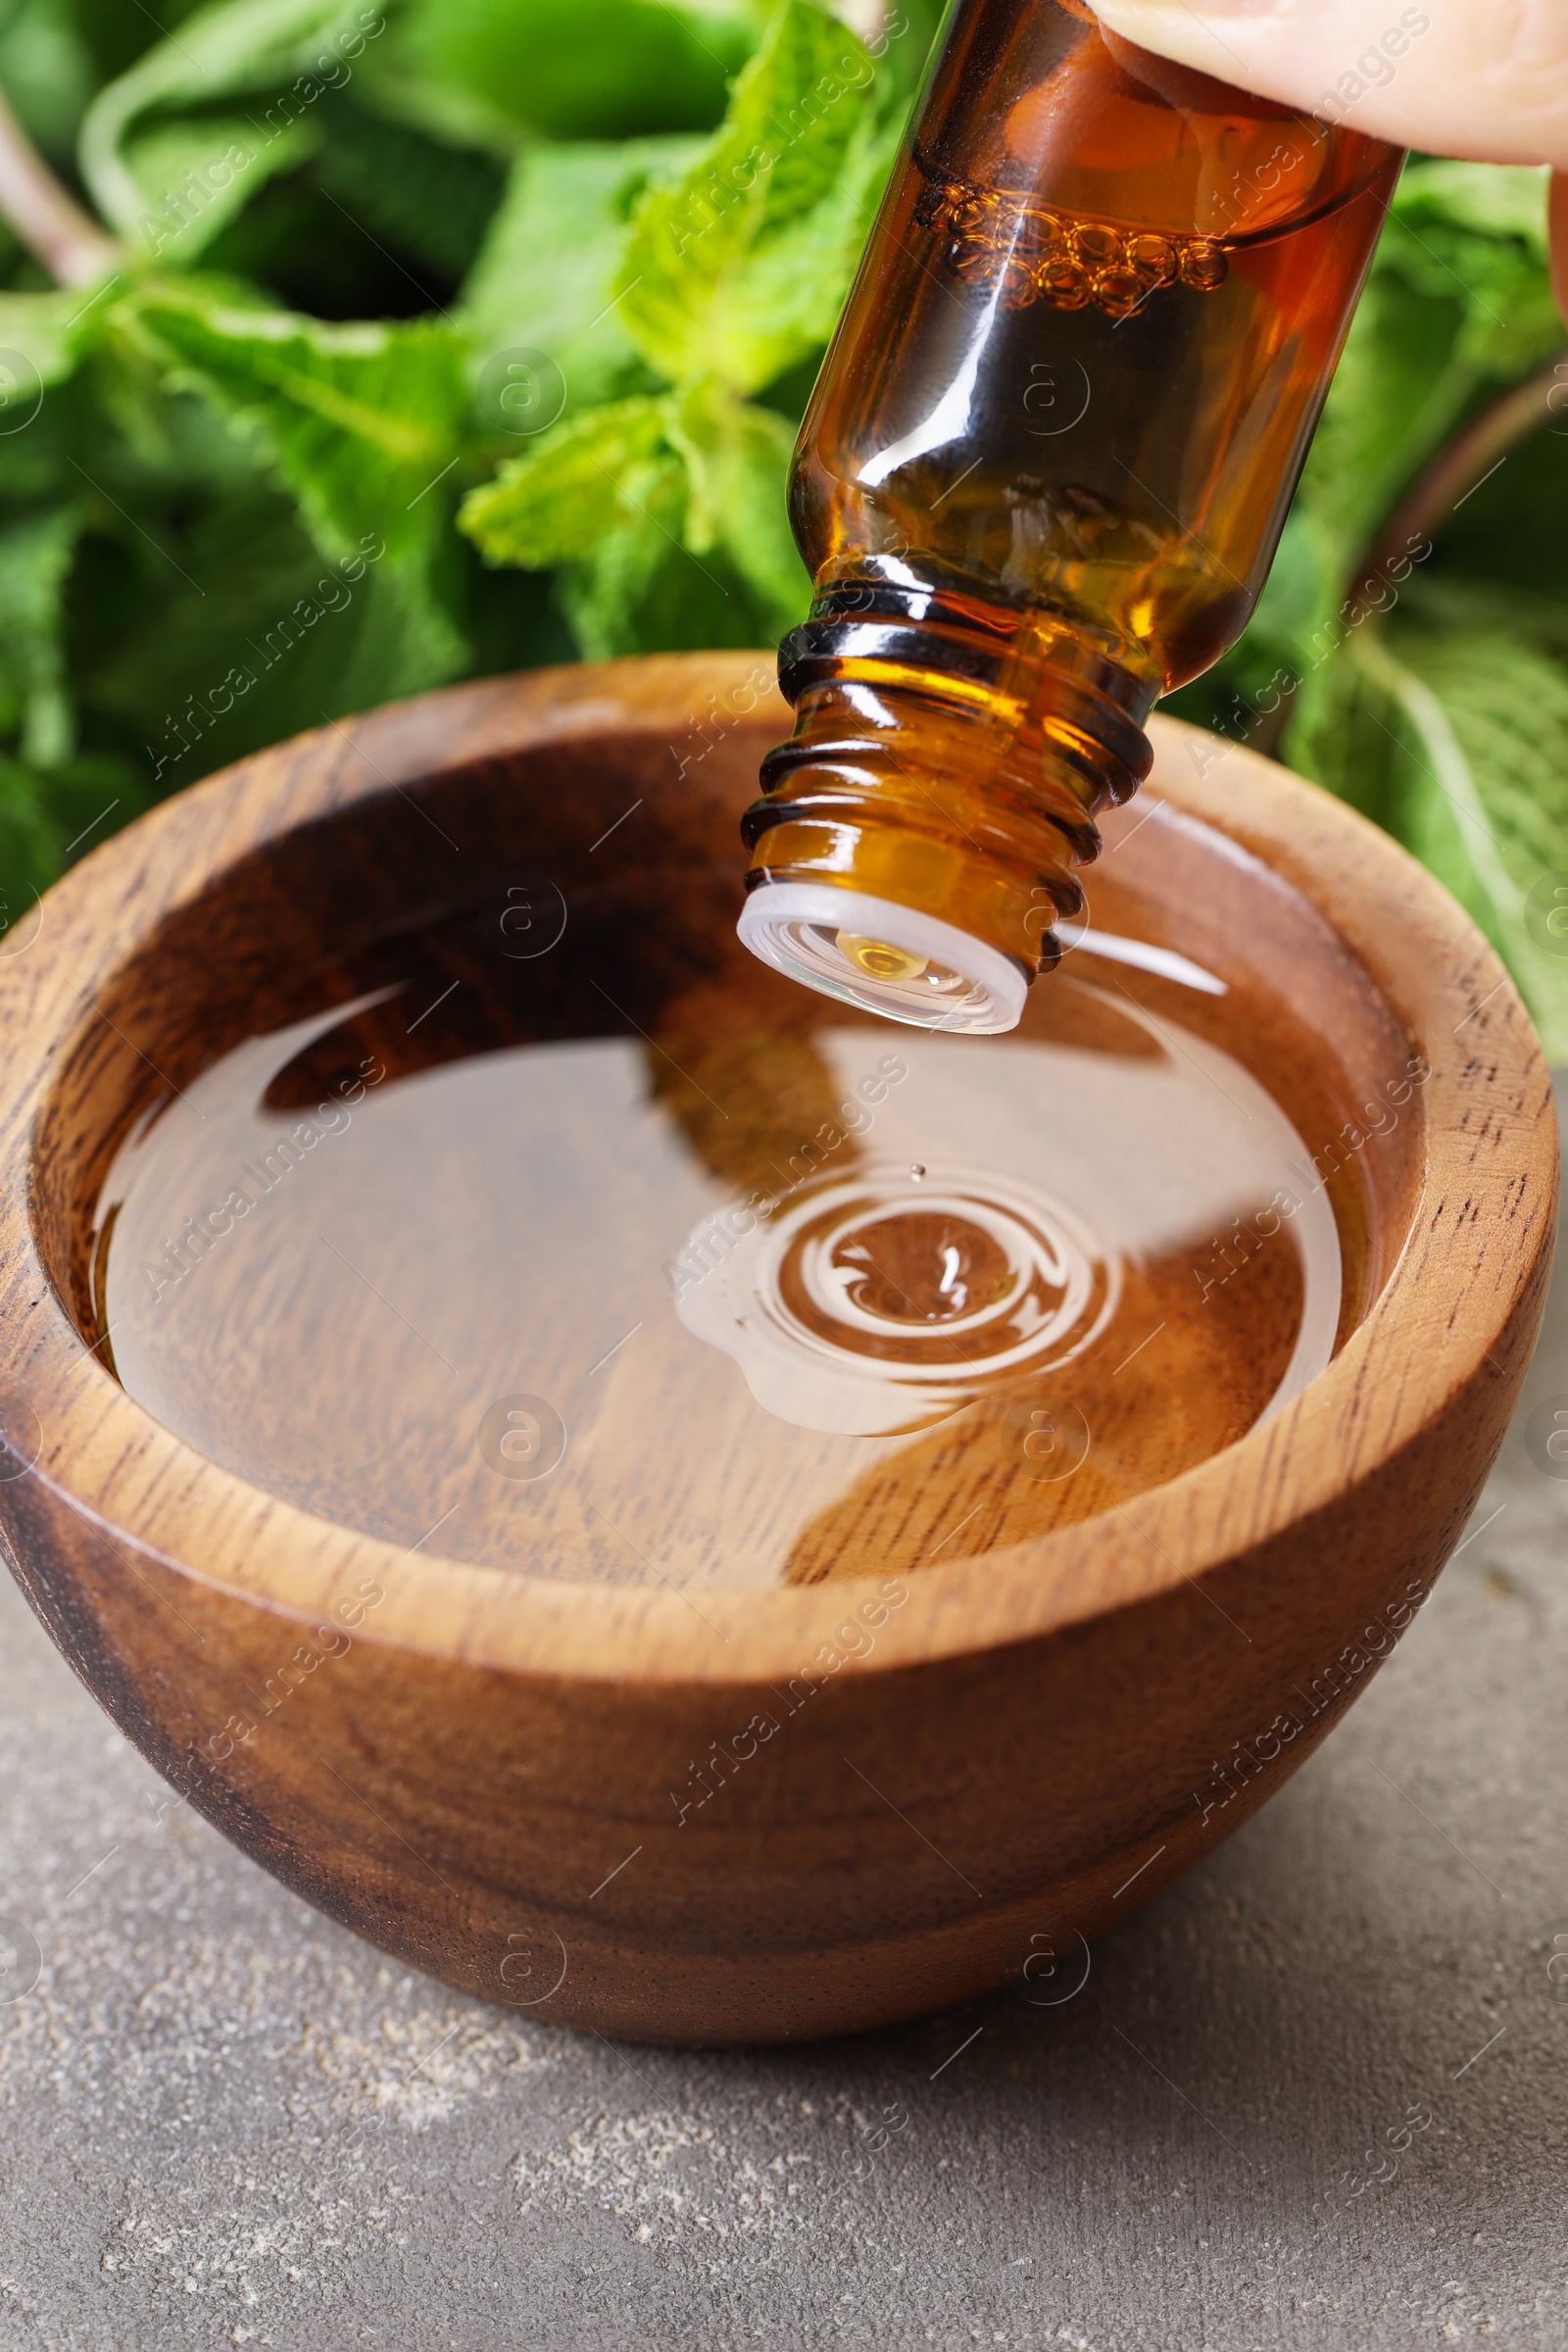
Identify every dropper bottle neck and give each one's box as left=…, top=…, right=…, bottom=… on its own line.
left=739, top=579, right=1157, bottom=1032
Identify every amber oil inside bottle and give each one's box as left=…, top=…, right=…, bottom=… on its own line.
left=739, top=0, right=1403, bottom=1031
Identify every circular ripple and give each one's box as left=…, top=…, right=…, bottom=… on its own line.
left=675, top=1163, right=1118, bottom=1435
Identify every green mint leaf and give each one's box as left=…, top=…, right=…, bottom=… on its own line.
left=375, top=0, right=764, bottom=144
left=0, top=505, right=82, bottom=768
left=617, top=0, right=899, bottom=393
left=0, top=753, right=74, bottom=908
left=460, top=383, right=804, bottom=654
left=130, top=289, right=469, bottom=563
left=122, top=115, right=319, bottom=265
left=1405, top=420, right=1568, bottom=612
left=1399, top=573, right=1568, bottom=656
left=459, top=395, right=680, bottom=569
left=0, top=751, right=147, bottom=908
left=1240, top=160, right=1564, bottom=692
left=461, top=138, right=701, bottom=419
left=1383, top=163, right=1560, bottom=378
left=1394, top=161, right=1549, bottom=261
left=1341, top=627, right=1568, bottom=1060
left=79, top=0, right=387, bottom=244
left=1279, top=618, right=1415, bottom=842
left=557, top=509, right=778, bottom=660
left=0, top=291, right=103, bottom=524
left=120, top=290, right=472, bottom=701
left=668, top=381, right=808, bottom=636
left=1287, top=270, right=1475, bottom=602
left=0, top=0, right=98, bottom=164
left=0, top=287, right=105, bottom=395
left=306, top=102, right=506, bottom=285
left=82, top=475, right=465, bottom=775
left=558, top=511, right=693, bottom=661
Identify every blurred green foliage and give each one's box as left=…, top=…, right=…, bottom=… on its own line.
left=0, top=0, right=1565, bottom=1048
left=1166, top=158, right=1568, bottom=1053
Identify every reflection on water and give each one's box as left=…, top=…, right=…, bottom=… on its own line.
left=673, top=977, right=1340, bottom=1439
left=94, top=933, right=1348, bottom=1589
left=677, top=1161, right=1117, bottom=1437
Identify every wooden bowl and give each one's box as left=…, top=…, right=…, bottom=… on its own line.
left=0, top=652, right=1553, bottom=2046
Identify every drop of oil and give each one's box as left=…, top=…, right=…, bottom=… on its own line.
left=682, top=1165, right=1115, bottom=1432
left=835, top=1209, right=1008, bottom=1322
left=837, top=930, right=929, bottom=985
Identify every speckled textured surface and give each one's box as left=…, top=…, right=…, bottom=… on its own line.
left=2, top=1103, right=1566, bottom=2352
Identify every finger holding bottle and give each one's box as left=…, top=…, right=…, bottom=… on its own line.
left=1090, top=0, right=1568, bottom=314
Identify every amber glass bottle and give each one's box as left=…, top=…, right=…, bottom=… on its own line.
left=738, top=0, right=1402, bottom=1031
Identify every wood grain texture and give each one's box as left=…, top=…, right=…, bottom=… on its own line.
left=0, top=651, right=1553, bottom=2045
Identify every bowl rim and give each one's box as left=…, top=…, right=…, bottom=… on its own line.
left=0, top=651, right=1554, bottom=1687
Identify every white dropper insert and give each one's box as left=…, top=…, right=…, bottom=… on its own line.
left=736, top=883, right=1028, bottom=1034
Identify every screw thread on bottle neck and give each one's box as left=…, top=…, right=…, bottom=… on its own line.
left=739, top=580, right=1157, bottom=1031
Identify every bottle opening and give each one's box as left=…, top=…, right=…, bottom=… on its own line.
left=737, top=884, right=1028, bottom=1035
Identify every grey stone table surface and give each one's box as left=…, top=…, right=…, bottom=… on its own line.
left=3, top=1110, right=1567, bottom=2352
